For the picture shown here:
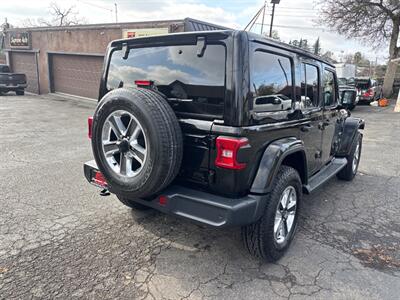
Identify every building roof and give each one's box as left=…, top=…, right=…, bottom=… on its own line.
left=184, top=18, right=229, bottom=31
left=5, top=18, right=229, bottom=33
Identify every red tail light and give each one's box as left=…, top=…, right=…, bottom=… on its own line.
left=88, top=116, right=93, bottom=139
left=93, top=171, right=107, bottom=187
left=215, top=137, right=249, bottom=170
left=158, top=195, right=168, bottom=206
left=135, top=80, right=153, bottom=87
left=363, top=88, right=374, bottom=97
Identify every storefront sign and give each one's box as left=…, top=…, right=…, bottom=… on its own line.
left=9, top=32, right=31, bottom=49
left=122, top=28, right=169, bottom=39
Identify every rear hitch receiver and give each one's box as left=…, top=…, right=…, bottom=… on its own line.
left=100, top=189, right=111, bottom=196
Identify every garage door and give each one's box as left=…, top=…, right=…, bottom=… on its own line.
left=51, top=54, right=103, bottom=99
left=10, top=52, right=39, bottom=94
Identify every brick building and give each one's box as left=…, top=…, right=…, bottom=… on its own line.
left=1, top=18, right=226, bottom=99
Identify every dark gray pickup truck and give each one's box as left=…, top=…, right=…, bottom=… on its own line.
left=0, top=64, right=27, bottom=95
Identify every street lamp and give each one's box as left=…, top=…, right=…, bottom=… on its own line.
left=269, top=0, right=280, bottom=38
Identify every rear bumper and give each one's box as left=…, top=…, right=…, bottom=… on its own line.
left=84, top=160, right=267, bottom=227
left=358, top=96, right=373, bottom=102
left=0, top=83, right=27, bottom=90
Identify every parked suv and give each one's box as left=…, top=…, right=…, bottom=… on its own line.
left=84, top=31, right=364, bottom=261
left=355, top=77, right=382, bottom=103
left=0, top=64, right=27, bottom=95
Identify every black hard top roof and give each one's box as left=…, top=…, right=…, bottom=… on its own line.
left=246, top=31, right=334, bottom=67
left=111, top=29, right=334, bottom=67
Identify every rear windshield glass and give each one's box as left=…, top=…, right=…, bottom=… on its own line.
left=107, top=44, right=226, bottom=118
left=0, top=65, right=10, bottom=73
left=355, top=79, right=370, bottom=89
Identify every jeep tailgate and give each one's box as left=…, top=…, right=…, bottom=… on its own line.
left=104, top=34, right=229, bottom=188
left=176, top=118, right=213, bottom=186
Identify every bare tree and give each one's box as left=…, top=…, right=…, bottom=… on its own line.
left=21, top=2, right=86, bottom=28
left=319, top=0, right=400, bottom=96
left=46, top=2, right=85, bottom=26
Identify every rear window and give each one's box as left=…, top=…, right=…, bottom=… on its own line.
left=355, top=79, right=371, bottom=89
left=106, top=44, right=226, bottom=118
left=0, top=65, right=10, bottom=73
left=251, top=51, right=293, bottom=112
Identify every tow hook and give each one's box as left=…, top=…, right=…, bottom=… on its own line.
left=100, top=189, right=110, bottom=196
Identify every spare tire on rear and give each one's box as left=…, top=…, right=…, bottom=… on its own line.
left=91, top=88, right=183, bottom=198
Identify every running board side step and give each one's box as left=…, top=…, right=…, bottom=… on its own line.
left=303, top=157, right=348, bottom=194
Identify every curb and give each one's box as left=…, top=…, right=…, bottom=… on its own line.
left=396, top=90, right=400, bottom=112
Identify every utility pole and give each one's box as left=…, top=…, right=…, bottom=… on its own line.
left=260, top=1, right=266, bottom=35
left=269, top=0, right=280, bottom=38
left=244, top=5, right=264, bottom=32
left=115, top=3, right=118, bottom=23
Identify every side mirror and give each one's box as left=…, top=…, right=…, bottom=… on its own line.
left=272, top=98, right=282, bottom=105
left=339, top=108, right=350, bottom=118
left=255, top=96, right=282, bottom=105
left=253, top=95, right=291, bottom=112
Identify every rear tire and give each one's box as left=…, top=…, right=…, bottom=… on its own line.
left=242, top=166, right=302, bottom=262
left=91, top=88, right=183, bottom=199
left=117, top=195, right=151, bottom=210
left=337, top=133, right=362, bottom=181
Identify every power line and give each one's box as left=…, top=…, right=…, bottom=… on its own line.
left=273, top=14, right=317, bottom=17
left=76, top=0, right=117, bottom=23
left=254, top=23, right=330, bottom=31
left=244, top=4, right=264, bottom=31
left=77, top=0, right=113, bottom=12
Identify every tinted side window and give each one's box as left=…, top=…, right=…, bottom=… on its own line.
left=323, top=69, right=337, bottom=106
left=300, top=63, right=319, bottom=108
left=306, top=64, right=319, bottom=107
left=251, top=51, right=293, bottom=112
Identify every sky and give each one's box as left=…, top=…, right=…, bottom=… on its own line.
left=0, top=0, right=388, bottom=63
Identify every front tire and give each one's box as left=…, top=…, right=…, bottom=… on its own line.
left=16, top=90, right=24, bottom=95
left=242, top=166, right=302, bottom=262
left=337, top=133, right=362, bottom=181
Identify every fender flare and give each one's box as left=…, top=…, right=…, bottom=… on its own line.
left=250, top=137, right=307, bottom=194
left=337, top=117, right=365, bottom=157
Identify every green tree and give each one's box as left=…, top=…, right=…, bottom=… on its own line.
left=353, top=52, right=363, bottom=66
left=291, top=39, right=300, bottom=47
left=301, top=39, right=310, bottom=52
left=270, top=30, right=280, bottom=41
left=313, top=37, right=321, bottom=55
left=319, top=0, right=400, bottom=96
left=322, top=51, right=337, bottom=63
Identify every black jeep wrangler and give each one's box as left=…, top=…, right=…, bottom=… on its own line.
left=84, top=30, right=364, bottom=262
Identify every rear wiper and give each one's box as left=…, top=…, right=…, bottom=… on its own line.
left=196, top=36, right=207, bottom=57
left=122, top=43, right=129, bottom=60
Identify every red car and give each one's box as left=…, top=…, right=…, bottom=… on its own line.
left=355, top=77, right=383, bottom=103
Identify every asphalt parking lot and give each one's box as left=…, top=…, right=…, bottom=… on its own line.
left=0, top=94, right=399, bottom=299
